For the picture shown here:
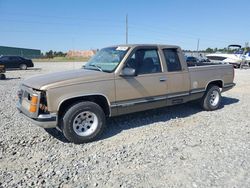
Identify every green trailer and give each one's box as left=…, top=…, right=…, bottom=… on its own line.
left=0, top=46, right=41, bottom=59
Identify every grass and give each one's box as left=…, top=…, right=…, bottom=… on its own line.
left=32, top=56, right=90, bottom=62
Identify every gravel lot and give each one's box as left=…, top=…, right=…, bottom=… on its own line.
left=0, top=62, right=249, bottom=188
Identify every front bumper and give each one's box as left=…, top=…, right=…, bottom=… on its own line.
left=18, top=109, right=57, bottom=129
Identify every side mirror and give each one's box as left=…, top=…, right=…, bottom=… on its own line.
left=120, top=67, right=136, bottom=77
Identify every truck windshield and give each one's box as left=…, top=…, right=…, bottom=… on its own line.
left=84, top=47, right=129, bottom=72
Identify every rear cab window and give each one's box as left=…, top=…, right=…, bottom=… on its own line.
left=163, top=49, right=182, bottom=72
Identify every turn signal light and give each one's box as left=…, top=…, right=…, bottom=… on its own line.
left=31, top=95, right=38, bottom=104
left=29, top=95, right=38, bottom=113
left=29, top=104, right=37, bottom=113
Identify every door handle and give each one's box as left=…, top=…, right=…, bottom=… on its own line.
left=159, top=77, right=167, bottom=82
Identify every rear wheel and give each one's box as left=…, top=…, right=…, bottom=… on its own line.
left=19, top=64, right=27, bottom=70
left=62, top=101, right=106, bottom=144
left=201, top=85, right=221, bottom=111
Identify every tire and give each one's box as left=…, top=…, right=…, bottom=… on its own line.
left=201, top=85, right=221, bottom=111
left=0, top=74, right=6, bottom=80
left=19, top=64, right=27, bottom=70
left=62, top=101, right=106, bottom=144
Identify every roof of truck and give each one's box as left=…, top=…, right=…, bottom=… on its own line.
left=109, top=44, right=180, bottom=49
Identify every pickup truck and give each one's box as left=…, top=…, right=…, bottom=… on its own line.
left=17, top=44, right=235, bottom=143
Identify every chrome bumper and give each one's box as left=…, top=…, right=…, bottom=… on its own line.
left=18, top=110, right=57, bottom=129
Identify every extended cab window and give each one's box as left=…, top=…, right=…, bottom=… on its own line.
left=163, top=49, right=182, bottom=72
left=126, top=49, right=161, bottom=75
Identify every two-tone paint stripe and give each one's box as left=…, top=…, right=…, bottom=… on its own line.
left=111, top=89, right=204, bottom=108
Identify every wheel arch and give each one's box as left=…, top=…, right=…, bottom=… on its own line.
left=58, top=94, right=111, bottom=118
left=205, top=80, right=223, bottom=91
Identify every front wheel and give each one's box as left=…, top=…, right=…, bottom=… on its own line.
left=201, top=85, right=221, bottom=111
left=62, top=101, right=106, bottom=144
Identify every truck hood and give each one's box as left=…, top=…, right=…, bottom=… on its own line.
left=23, top=69, right=113, bottom=90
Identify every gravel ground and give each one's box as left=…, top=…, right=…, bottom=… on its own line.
left=0, top=62, right=249, bottom=188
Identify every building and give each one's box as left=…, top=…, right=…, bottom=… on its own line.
left=0, top=46, right=41, bottom=59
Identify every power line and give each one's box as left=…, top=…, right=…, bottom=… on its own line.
left=0, top=18, right=124, bottom=27
left=1, top=11, right=125, bottom=23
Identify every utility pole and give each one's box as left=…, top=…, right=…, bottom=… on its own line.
left=126, top=14, right=128, bottom=44
left=196, top=38, right=200, bottom=57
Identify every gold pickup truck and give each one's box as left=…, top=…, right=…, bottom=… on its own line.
left=17, top=44, right=235, bottom=143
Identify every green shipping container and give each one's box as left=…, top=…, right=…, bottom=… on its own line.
left=0, top=46, right=41, bottom=59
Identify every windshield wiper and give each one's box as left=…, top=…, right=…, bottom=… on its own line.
left=85, top=64, right=103, bottom=72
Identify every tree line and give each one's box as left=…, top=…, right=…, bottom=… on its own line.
left=41, top=50, right=67, bottom=58
left=43, top=46, right=250, bottom=58
left=185, top=47, right=250, bottom=53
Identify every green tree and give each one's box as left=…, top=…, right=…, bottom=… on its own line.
left=205, top=48, right=214, bottom=53
left=46, top=50, right=54, bottom=58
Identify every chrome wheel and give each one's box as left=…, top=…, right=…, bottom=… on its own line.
left=209, top=90, right=220, bottom=106
left=73, top=111, right=98, bottom=136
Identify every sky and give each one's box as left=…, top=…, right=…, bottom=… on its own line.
left=0, top=0, right=249, bottom=52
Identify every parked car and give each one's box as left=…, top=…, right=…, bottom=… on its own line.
left=0, top=56, right=34, bottom=70
left=17, top=44, right=235, bottom=144
left=185, top=56, right=210, bottom=66
left=186, top=56, right=199, bottom=63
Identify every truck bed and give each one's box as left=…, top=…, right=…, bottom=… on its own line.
left=188, top=63, right=234, bottom=91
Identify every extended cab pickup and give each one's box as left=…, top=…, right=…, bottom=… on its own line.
left=17, top=44, right=235, bottom=143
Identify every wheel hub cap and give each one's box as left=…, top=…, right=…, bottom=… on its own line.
left=73, top=111, right=98, bottom=136
left=209, top=90, right=219, bottom=106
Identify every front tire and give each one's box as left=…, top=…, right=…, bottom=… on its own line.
left=201, top=85, right=221, bottom=111
left=62, top=101, right=106, bottom=144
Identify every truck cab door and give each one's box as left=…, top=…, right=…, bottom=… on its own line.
left=162, top=48, right=190, bottom=105
left=114, top=48, right=168, bottom=115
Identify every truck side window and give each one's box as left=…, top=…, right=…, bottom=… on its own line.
left=126, top=49, right=161, bottom=75
left=163, top=49, right=182, bottom=72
